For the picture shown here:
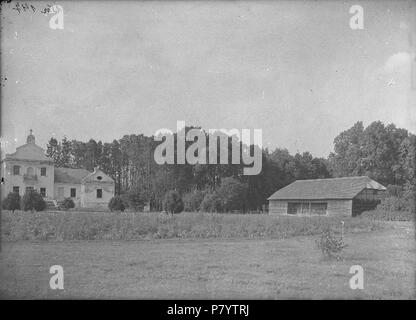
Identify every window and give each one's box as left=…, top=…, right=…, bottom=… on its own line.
left=310, top=203, right=327, bottom=215
left=97, top=176, right=103, bottom=181
left=41, top=167, right=47, bottom=176
left=96, top=189, right=102, bottom=198
left=40, top=188, right=46, bottom=197
left=287, top=202, right=303, bottom=215
left=13, top=186, right=20, bottom=194
left=287, top=202, right=327, bottom=215
left=70, top=188, right=76, bottom=198
left=301, top=203, right=310, bottom=214
left=25, top=186, right=33, bottom=194
left=13, top=165, right=20, bottom=175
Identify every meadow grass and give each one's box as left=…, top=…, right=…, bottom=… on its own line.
left=1, top=210, right=389, bottom=241
left=1, top=224, right=414, bottom=299
left=1, top=211, right=413, bottom=299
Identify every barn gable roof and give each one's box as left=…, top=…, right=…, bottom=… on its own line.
left=267, top=176, right=386, bottom=201
left=82, top=167, right=114, bottom=184
left=54, top=167, right=91, bottom=184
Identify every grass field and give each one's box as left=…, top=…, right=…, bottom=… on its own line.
left=0, top=219, right=414, bottom=299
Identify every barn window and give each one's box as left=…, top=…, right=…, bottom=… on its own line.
left=287, top=202, right=327, bottom=215
left=288, top=202, right=303, bottom=214
left=96, top=189, right=102, bottom=198
left=301, top=203, right=310, bottom=214
left=310, top=203, right=327, bottom=215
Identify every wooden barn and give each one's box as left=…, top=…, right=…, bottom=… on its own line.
left=267, top=176, right=386, bottom=217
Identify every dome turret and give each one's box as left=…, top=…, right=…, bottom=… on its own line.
left=26, top=129, right=35, bottom=144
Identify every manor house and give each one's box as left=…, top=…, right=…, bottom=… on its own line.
left=1, top=131, right=115, bottom=208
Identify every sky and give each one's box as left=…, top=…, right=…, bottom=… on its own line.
left=1, top=0, right=415, bottom=158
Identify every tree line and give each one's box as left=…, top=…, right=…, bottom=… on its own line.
left=45, top=121, right=415, bottom=212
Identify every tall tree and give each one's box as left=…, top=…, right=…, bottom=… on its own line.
left=46, top=137, right=61, bottom=164
left=398, top=134, right=416, bottom=213
left=329, top=121, right=409, bottom=186
left=58, top=136, right=72, bottom=167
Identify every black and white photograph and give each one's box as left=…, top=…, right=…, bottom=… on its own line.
left=0, top=0, right=415, bottom=305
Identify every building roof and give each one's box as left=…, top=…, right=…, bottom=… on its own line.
left=54, top=167, right=91, bottom=184
left=81, top=167, right=114, bottom=184
left=267, top=176, right=386, bottom=201
left=3, top=130, right=53, bottom=163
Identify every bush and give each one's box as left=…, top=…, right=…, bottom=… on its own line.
left=22, top=190, right=46, bottom=212
left=108, top=196, right=125, bottom=212
left=163, top=190, right=184, bottom=215
left=61, top=198, right=75, bottom=210
left=385, top=184, right=404, bottom=198
left=315, top=228, right=347, bottom=259
left=378, top=184, right=415, bottom=212
left=217, top=177, right=248, bottom=212
left=201, top=191, right=223, bottom=213
left=183, top=190, right=206, bottom=212
left=2, top=192, right=21, bottom=212
left=122, top=186, right=147, bottom=211
left=362, top=209, right=415, bottom=221
left=119, top=193, right=130, bottom=209
left=377, top=196, right=409, bottom=212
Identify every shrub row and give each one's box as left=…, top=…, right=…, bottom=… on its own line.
left=111, top=178, right=250, bottom=214
left=2, top=191, right=46, bottom=212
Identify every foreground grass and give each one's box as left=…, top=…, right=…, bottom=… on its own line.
left=1, top=210, right=390, bottom=241
left=0, top=222, right=414, bottom=299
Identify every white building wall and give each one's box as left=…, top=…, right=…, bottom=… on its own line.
left=1, top=160, right=54, bottom=199
left=81, top=182, right=114, bottom=208
left=54, top=183, right=82, bottom=207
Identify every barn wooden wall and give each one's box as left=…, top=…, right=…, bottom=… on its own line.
left=269, top=199, right=352, bottom=216
left=268, top=200, right=288, bottom=215
left=327, top=200, right=352, bottom=216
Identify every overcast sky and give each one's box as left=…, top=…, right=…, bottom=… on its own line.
left=1, top=0, right=415, bottom=157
